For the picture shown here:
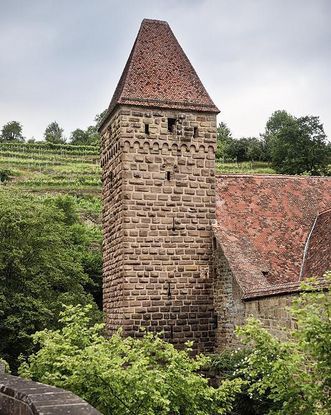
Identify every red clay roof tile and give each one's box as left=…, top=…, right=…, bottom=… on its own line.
left=105, top=19, right=219, bottom=119
left=214, top=175, right=331, bottom=299
left=301, top=208, right=331, bottom=279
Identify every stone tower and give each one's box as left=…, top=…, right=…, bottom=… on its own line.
left=99, top=19, right=219, bottom=352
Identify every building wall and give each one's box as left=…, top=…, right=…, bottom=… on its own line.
left=212, top=241, right=244, bottom=349
left=101, top=109, right=125, bottom=333
left=101, top=105, right=217, bottom=352
left=244, top=294, right=296, bottom=341
left=213, top=244, right=297, bottom=350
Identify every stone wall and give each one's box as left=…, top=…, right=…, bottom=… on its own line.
left=101, top=109, right=125, bottom=334
left=0, top=372, right=100, bottom=415
left=244, top=295, right=296, bottom=341
left=101, top=106, right=217, bottom=352
left=213, top=243, right=297, bottom=350
left=212, top=242, right=244, bottom=349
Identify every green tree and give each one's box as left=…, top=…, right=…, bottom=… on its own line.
left=246, top=137, right=265, bottom=161
left=216, top=122, right=233, bottom=159
left=262, top=110, right=296, bottom=161
left=0, top=193, right=102, bottom=370
left=265, top=110, right=296, bottom=136
left=44, top=121, right=66, bottom=144
left=235, top=273, right=331, bottom=415
left=263, top=111, right=329, bottom=175
left=70, top=126, right=100, bottom=146
left=0, top=121, right=24, bottom=142
left=70, top=128, right=87, bottom=144
left=20, top=304, right=242, bottom=415
left=219, top=136, right=265, bottom=162
left=94, top=109, right=107, bottom=127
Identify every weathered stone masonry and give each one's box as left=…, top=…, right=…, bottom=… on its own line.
left=101, top=106, right=217, bottom=352
left=212, top=242, right=296, bottom=350
left=100, top=18, right=331, bottom=353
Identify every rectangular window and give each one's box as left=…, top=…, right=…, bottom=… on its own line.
left=193, top=127, right=198, bottom=138
left=145, top=123, right=150, bottom=135
left=168, top=118, right=176, bottom=133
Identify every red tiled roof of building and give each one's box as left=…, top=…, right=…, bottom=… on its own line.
left=214, top=175, right=331, bottom=299
left=301, top=208, right=331, bottom=279
left=104, top=19, right=219, bottom=122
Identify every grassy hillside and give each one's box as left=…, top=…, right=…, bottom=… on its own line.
left=0, top=142, right=101, bottom=193
left=0, top=142, right=277, bottom=198
left=216, top=160, right=276, bottom=174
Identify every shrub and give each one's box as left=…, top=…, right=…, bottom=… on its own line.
left=235, top=273, right=331, bottom=415
left=209, top=350, right=275, bottom=415
left=0, top=169, right=11, bottom=183
left=20, top=304, right=243, bottom=415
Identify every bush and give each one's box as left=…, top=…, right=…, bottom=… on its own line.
left=0, top=169, right=11, bottom=183
left=0, top=193, right=102, bottom=370
left=19, top=304, right=243, bottom=415
left=235, top=273, right=331, bottom=415
left=209, top=350, right=275, bottom=415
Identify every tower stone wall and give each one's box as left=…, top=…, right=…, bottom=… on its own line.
left=101, top=106, right=217, bottom=351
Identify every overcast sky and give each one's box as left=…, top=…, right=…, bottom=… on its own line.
left=1, top=0, right=330, bottom=140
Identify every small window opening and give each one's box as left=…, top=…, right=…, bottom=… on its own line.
left=170, top=325, right=174, bottom=339
left=262, top=270, right=269, bottom=277
left=167, top=281, right=172, bottom=299
left=144, top=123, right=150, bottom=135
left=193, top=126, right=198, bottom=138
left=166, top=171, right=171, bottom=181
left=168, top=118, right=176, bottom=133
left=172, top=217, right=176, bottom=232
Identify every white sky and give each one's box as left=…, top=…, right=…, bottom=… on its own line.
left=0, top=0, right=330, bottom=140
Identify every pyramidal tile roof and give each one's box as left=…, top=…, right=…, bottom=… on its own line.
left=105, top=19, right=219, bottom=118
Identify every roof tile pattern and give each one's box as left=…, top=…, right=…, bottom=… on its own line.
left=107, top=19, right=219, bottom=116
left=301, top=209, right=331, bottom=279
left=214, top=175, right=331, bottom=298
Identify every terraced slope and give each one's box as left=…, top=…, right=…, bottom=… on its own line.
left=0, top=142, right=101, bottom=193
left=0, top=142, right=278, bottom=195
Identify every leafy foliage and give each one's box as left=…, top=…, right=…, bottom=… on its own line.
left=44, top=121, right=66, bottom=144
left=216, top=122, right=233, bottom=159
left=217, top=111, right=330, bottom=174
left=20, top=304, right=243, bottom=415
left=94, top=109, right=108, bottom=128
left=235, top=273, right=331, bottom=415
left=70, top=126, right=100, bottom=146
left=0, top=121, right=24, bottom=142
left=216, top=123, right=266, bottom=162
left=0, top=193, right=102, bottom=370
left=0, top=169, right=12, bottom=183
left=264, top=111, right=330, bottom=175
left=209, top=350, right=275, bottom=415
